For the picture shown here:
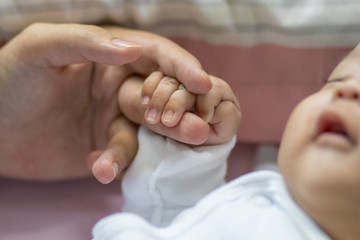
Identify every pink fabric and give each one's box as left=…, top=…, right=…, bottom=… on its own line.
left=173, top=38, right=352, bottom=142
left=0, top=143, right=253, bottom=239
left=0, top=177, right=123, bottom=240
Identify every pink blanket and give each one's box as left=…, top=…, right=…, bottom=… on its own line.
left=0, top=177, right=122, bottom=240
left=0, top=143, right=253, bottom=240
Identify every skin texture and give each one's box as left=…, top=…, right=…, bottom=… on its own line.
left=278, top=44, right=360, bottom=240
left=91, top=72, right=240, bottom=184
left=119, top=72, right=241, bottom=146
left=0, top=23, right=211, bottom=183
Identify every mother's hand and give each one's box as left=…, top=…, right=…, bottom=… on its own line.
left=0, top=23, right=210, bottom=182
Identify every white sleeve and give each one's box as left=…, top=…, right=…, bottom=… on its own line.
left=121, top=126, right=236, bottom=227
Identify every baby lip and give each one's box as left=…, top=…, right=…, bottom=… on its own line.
left=319, top=118, right=346, bottom=136
left=317, top=111, right=355, bottom=145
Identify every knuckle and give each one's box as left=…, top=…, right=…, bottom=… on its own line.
left=161, top=76, right=179, bottom=87
left=217, top=101, right=242, bottom=123
left=150, top=93, right=167, bottom=107
left=142, top=81, right=158, bottom=94
left=218, top=101, right=237, bottom=115
left=167, top=97, right=185, bottom=110
left=210, top=75, right=229, bottom=89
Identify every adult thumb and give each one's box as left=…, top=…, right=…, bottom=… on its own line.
left=2, top=23, right=142, bottom=68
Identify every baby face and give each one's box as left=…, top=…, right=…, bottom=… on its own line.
left=278, top=49, right=360, bottom=232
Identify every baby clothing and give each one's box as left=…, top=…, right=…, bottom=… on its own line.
left=92, top=127, right=329, bottom=240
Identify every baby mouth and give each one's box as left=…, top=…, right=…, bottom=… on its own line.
left=319, top=117, right=347, bottom=136
left=316, top=112, right=355, bottom=150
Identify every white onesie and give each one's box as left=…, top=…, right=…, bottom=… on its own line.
left=92, top=127, right=329, bottom=240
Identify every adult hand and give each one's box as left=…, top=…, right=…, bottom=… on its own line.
left=0, top=23, right=210, bottom=182
left=118, top=74, right=241, bottom=146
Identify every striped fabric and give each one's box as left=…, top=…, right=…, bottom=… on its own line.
left=1, top=0, right=360, bottom=47
left=0, top=0, right=358, bottom=142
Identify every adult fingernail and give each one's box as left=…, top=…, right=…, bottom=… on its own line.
left=111, top=39, right=142, bottom=48
left=112, top=162, right=119, bottom=179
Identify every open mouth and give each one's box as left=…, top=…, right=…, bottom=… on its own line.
left=318, top=114, right=348, bottom=137
left=316, top=111, right=354, bottom=149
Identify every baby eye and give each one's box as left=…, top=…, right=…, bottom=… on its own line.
left=326, top=78, right=344, bottom=84
left=320, top=78, right=345, bottom=91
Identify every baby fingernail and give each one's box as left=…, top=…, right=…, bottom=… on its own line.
left=142, top=95, right=150, bottom=105
left=162, top=110, right=174, bottom=123
left=146, top=108, right=157, bottom=123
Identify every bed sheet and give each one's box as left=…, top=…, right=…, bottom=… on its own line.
left=0, top=177, right=122, bottom=240
left=0, top=143, right=254, bottom=240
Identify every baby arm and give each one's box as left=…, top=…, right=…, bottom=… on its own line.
left=119, top=72, right=241, bottom=226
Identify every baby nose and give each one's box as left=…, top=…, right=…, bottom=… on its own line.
left=334, top=84, right=359, bottom=101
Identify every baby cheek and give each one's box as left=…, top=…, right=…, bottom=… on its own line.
left=278, top=105, right=318, bottom=185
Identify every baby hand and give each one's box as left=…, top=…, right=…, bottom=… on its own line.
left=141, top=71, right=241, bottom=145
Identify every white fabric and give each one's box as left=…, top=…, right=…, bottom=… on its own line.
left=1, top=0, right=360, bottom=47
left=121, top=126, right=235, bottom=227
left=92, top=126, right=330, bottom=240
left=253, top=144, right=279, bottom=172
